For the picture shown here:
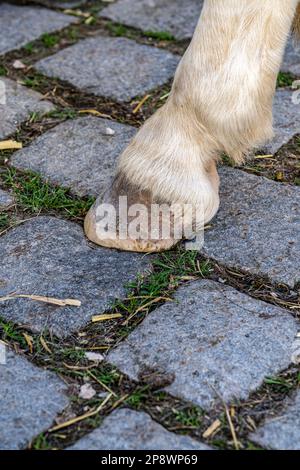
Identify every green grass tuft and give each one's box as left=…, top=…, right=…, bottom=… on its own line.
left=93, top=367, right=120, bottom=387
left=46, top=108, right=78, bottom=120
left=0, top=213, right=9, bottom=231
left=23, top=42, right=34, bottom=53
left=173, top=407, right=203, bottom=428
left=107, top=22, right=134, bottom=37
left=126, top=386, right=149, bottom=409
left=144, top=30, right=175, bottom=41
left=3, top=169, right=94, bottom=218
left=0, top=319, right=27, bottom=348
left=61, top=347, right=86, bottom=362
left=277, top=71, right=295, bottom=88
left=112, top=250, right=211, bottom=327
left=0, top=66, right=7, bottom=76
left=294, top=177, right=300, bottom=186
left=41, top=33, right=60, bottom=48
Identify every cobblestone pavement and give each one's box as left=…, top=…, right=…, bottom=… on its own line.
left=0, top=0, right=299, bottom=451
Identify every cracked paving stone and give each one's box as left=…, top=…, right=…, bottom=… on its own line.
left=0, top=189, right=14, bottom=210
left=282, top=37, right=300, bottom=77
left=261, top=88, right=300, bottom=155
left=0, top=216, right=151, bottom=337
left=0, top=3, right=75, bottom=55
left=0, top=78, right=55, bottom=140
left=68, top=408, right=210, bottom=450
left=10, top=116, right=136, bottom=198
left=203, top=167, right=300, bottom=288
left=0, top=349, right=68, bottom=450
left=251, top=390, right=300, bottom=450
left=107, top=280, right=298, bottom=410
left=100, top=0, right=204, bottom=40
left=35, top=36, right=180, bottom=102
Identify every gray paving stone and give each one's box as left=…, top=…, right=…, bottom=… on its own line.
left=11, top=116, right=136, bottom=198
left=100, top=0, right=204, bottom=40
left=108, top=280, right=298, bottom=410
left=251, top=391, right=300, bottom=450
left=282, top=37, right=300, bottom=77
left=69, top=408, right=210, bottom=450
left=0, top=78, right=55, bottom=140
left=0, top=349, right=68, bottom=450
left=0, top=189, right=14, bottom=210
left=261, top=88, right=300, bottom=155
left=0, top=3, right=75, bottom=55
left=203, top=167, right=300, bottom=288
left=0, top=216, right=151, bottom=337
left=35, top=36, right=180, bottom=102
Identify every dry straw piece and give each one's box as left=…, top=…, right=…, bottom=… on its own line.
left=0, top=140, right=22, bottom=150
left=0, top=294, right=81, bottom=307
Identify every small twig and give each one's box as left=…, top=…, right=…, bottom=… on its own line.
left=87, top=370, right=117, bottom=397
left=122, top=296, right=172, bottom=325
left=92, top=313, right=122, bottom=323
left=132, top=94, right=151, bottom=114
left=0, top=294, right=81, bottom=307
left=224, top=404, right=240, bottom=450
left=0, top=140, right=22, bottom=150
left=110, top=394, right=129, bottom=410
left=209, top=384, right=240, bottom=450
left=49, top=393, right=113, bottom=432
left=63, top=363, right=96, bottom=371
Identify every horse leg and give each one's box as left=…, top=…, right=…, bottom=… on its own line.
left=85, top=0, right=299, bottom=252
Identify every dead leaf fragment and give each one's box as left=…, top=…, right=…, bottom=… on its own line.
left=23, top=333, right=33, bottom=354
left=40, top=335, right=52, bottom=354
left=202, top=419, right=221, bottom=438
left=275, top=171, right=284, bottom=181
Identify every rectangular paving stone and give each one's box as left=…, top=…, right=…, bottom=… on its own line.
left=100, top=0, right=204, bottom=40
left=11, top=116, right=136, bottom=198
left=35, top=36, right=180, bottom=102
left=262, top=88, right=300, bottom=155
left=0, top=78, right=55, bottom=140
left=0, top=349, right=68, bottom=450
left=69, top=408, right=210, bottom=450
left=0, top=216, right=151, bottom=337
left=282, top=37, right=300, bottom=77
left=251, top=391, right=300, bottom=450
left=0, top=189, right=14, bottom=210
left=203, top=167, right=300, bottom=288
left=0, top=3, right=75, bottom=55
left=107, top=280, right=298, bottom=410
